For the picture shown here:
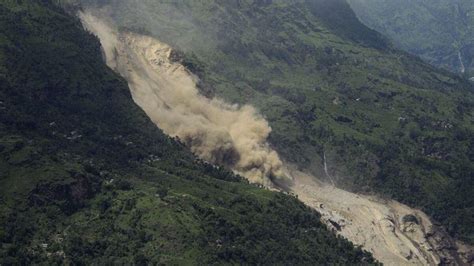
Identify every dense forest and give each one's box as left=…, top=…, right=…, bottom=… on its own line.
left=75, top=0, right=474, bottom=244
left=0, top=0, right=376, bottom=264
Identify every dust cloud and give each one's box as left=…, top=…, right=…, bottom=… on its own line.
left=79, top=12, right=287, bottom=186
left=78, top=11, right=474, bottom=265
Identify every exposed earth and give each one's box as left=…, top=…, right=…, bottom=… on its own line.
left=80, top=11, right=474, bottom=265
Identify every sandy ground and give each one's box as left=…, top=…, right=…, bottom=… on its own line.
left=80, top=12, right=472, bottom=265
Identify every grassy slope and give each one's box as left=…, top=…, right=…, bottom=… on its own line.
left=348, top=0, right=474, bottom=76
left=79, top=0, right=474, bottom=244
left=0, top=0, right=376, bottom=264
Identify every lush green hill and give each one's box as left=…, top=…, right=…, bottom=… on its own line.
left=0, top=0, right=377, bottom=264
left=76, top=0, right=474, bottom=244
left=348, top=0, right=474, bottom=78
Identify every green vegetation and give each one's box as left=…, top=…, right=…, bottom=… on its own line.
left=348, top=0, right=474, bottom=77
left=77, top=0, right=474, bottom=244
left=0, top=0, right=376, bottom=264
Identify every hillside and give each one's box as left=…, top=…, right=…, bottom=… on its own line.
left=348, top=0, right=474, bottom=78
left=76, top=0, right=474, bottom=245
left=0, top=0, right=376, bottom=264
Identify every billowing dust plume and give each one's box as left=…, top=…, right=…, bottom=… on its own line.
left=80, top=12, right=287, bottom=186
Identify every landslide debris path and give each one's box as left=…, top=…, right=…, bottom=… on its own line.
left=288, top=168, right=471, bottom=265
left=79, top=12, right=473, bottom=265
left=79, top=12, right=286, bottom=186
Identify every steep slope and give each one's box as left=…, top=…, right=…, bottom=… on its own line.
left=76, top=0, right=474, bottom=246
left=0, top=0, right=376, bottom=264
left=348, top=0, right=474, bottom=78
left=79, top=11, right=472, bottom=264
left=79, top=12, right=287, bottom=186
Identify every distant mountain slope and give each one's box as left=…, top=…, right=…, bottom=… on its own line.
left=348, top=0, right=474, bottom=78
left=76, top=0, right=474, bottom=245
left=0, top=0, right=376, bottom=264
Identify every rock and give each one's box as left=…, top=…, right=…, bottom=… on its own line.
left=402, top=214, right=419, bottom=225
left=328, top=219, right=342, bottom=231
left=405, top=250, right=413, bottom=260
